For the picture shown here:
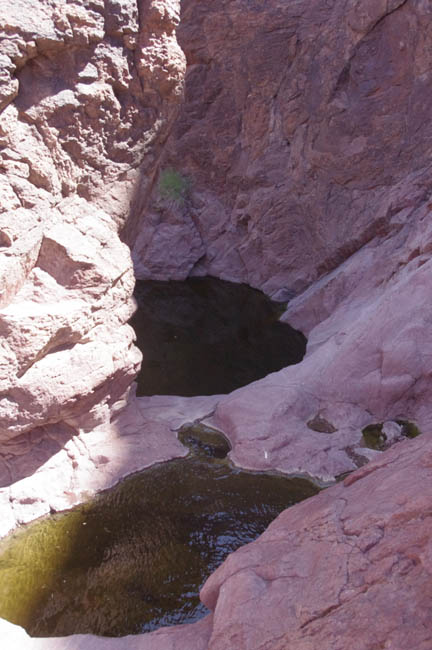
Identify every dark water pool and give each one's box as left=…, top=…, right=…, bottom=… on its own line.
left=0, top=427, right=318, bottom=637
left=130, top=277, right=306, bottom=396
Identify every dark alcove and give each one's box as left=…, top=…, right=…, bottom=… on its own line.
left=130, top=276, right=306, bottom=396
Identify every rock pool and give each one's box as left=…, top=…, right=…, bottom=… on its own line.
left=0, top=427, right=318, bottom=637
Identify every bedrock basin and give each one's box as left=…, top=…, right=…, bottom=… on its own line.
left=0, top=427, right=318, bottom=638
left=130, top=276, right=306, bottom=396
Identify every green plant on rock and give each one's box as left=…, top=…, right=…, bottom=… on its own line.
left=361, top=419, right=422, bottom=450
left=396, top=419, right=421, bottom=438
left=158, top=168, right=189, bottom=204
left=362, top=423, right=386, bottom=450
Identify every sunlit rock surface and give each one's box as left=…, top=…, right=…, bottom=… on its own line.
left=199, top=432, right=432, bottom=650
left=0, top=0, right=186, bottom=521
left=1, top=0, right=432, bottom=648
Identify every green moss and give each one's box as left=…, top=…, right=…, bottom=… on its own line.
left=158, top=168, right=189, bottom=203
left=396, top=420, right=422, bottom=438
left=178, top=423, right=231, bottom=459
left=362, top=420, right=422, bottom=450
left=307, top=415, right=337, bottom=434
left=362, top=423, right=386, bottom=450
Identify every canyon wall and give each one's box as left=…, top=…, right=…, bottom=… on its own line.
left=130, top=0, right=432, bottom=294
left=129, top=0, right=432, bottom=481
left=1, top=0, right=432, bottom=649
left=0, top=0, right=186, bottom=502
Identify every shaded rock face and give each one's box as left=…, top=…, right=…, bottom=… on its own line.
left=131, top=0, right=432, bottom=295
left=126, top=0, right=432, bottom=484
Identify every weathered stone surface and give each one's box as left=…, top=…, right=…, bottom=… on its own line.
left=198, top=433, right=432, bottom=650
left=2, top=0, right=429, bottom=495
left=131, top=201, right=205, bottom=280
left=124, top=0, right=432, bottom=486
left=0, top=0, right=186, bottom=453
left=205, top=196, right=432, bottom=480
left=0, top=205, right=141, bottom=441
left=131, top=0, right=432, bottom=296
left=2, top=0, right=432, bottom=648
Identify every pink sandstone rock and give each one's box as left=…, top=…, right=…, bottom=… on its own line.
left=1, top=0, right=432, bottom=649
left=123, top=0, right=432, bottom=485
left=199, top=433, right=432, bottom=650
left=0, top=0, right=186, bottom=459
left=130, top=0, right=432, bottom=298
left=206, top=202, right=432, bottom=479
left=2, top=0, right=430, bottom=504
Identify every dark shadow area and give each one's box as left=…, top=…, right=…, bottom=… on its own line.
left=0, top=425, right=318, bottom=637
left=130, top=276, right=307, bottom=396
left=0, top=423, right=77, bottom=489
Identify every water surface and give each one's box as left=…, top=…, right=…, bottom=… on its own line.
left=131, top=277, right=306, bottom=396
left=0, top=279, right=310, bottom=637
left=0, top=427, right=318, bottom=637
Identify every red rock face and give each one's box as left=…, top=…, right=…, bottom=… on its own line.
left=133, top=0, right=432, bottom=295
left=199, top=433, right=432, bottom=650
left=123, top=0, right=432, bottom=487
left=1, top=1, right=432, bottom=648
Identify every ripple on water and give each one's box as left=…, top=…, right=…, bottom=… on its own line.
left=0, top=427, right=318, bottom=637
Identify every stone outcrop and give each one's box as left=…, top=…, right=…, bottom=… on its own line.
left=199, top=432, right=432, bottom=650
left=205, top=190, right=432, bottom=479
left=0, top=0, right=185, bottom=496
left=3, top=0, right=430, bottom=507
left=1, top=0, right=432, bottom=648
left=127, top=0, right=432, bottom=483
left=130, top=0, right=432, bottom=295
